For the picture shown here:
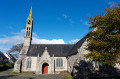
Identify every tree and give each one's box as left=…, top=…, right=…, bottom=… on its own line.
left=7, top=43, right=23, bottom=59
left=85, top=4, right=120, bottom=65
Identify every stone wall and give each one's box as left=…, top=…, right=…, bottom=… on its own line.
left=21, top=56, right=68, bottom=74
left=67, top=53, right=79, bottom=73
left=14, top=46, right=29, bottom=73
left=22, top=57, right=37, bottom=72
left=54, top=57, right=68, bottom=72
left=70, top=40, right=120, bottom=79
left=67, top=40, right=90, bottom=74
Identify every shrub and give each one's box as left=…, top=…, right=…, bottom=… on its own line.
left=6, top=63, right=14, bottom=68
left=0, top=63, right=14, bottom=71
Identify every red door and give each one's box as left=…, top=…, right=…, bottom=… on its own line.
left=43, top=65, right=48, bottom=74
left=42, top=63, right=49, bottom=74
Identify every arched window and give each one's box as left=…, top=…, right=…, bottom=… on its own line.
left=27, top=27, right=28, bottom=30
left=56, top=58, right=63, bottom=67
left=27, top=58, right=31, bottom=68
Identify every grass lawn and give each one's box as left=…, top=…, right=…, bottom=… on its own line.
left=59, top=71, right=74, bottom=79
left=12, top=72, right=20, bottom=74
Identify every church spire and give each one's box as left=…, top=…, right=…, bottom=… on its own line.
left=29, top=6, right=32, bottom=19
left=24, top=6, right=33, bottom=46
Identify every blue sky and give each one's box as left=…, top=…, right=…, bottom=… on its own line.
left=0, top=0, right=120, bottom=53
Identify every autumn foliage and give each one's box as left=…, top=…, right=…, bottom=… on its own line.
left=85, top=4, right=120, bottom=65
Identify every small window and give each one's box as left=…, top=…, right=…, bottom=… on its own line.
left=27, top=58, right=31, bottom=68
left=28, top=20, right=31, bottom=24
left=56, top=58, right=63, bottom=67
left=27, top=27, right=28, bottom=30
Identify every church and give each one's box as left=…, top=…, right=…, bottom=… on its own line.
left=13, top=6, right=99, bottom=74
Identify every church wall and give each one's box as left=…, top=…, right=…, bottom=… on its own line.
left=24, top=38, right=31, bottom=46
left=22, top=56, right=68, bottom=73
left=67, top=40, right=90, bottom=73
left=67, top=53, right=79, bottom=73
left=54, top=57, right=67, bottom=72
left=22, top=57, right=37, bottom=72
left=78, top=41, right=90, bottom=55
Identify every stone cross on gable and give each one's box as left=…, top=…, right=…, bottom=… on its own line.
left=41, top=46, right=50, bottom=59
left=45, top=47, right=47, bottom=50
left=37, top=53, right=39, bottom=58
left=44, top=47, right=48, bottom=52
left=53, top=54, right=54, bottom=57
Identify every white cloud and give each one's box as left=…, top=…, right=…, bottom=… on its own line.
left=84, top=21, right=90, bottom=26
left=58, top=13, right=74, bottom=26
left=10, top=29, right=25, bottom=36
left=0, top=29, right=66, bottom=52
left=0, top=29, right=66, bottom=45
left=80, top=19, right=90, bottom=26
left=0, top=36, right=24, bottom=45
left=32, top=37, right=65, bottom=44
left=0, top=47, right=10, bottom=52
left=32, top=32, right=38, bottom=37
left=0, top=29, right=25, bottom=45
left=62, top=13, right=68, bottom=19
left=69, top=39, right=80, bottom=44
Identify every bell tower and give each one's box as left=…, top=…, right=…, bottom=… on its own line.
left=24, top=6, right=33, bottom=46
left=14, top=6, right=33, bottom=73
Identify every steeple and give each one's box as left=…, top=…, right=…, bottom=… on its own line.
left=24, top=6, right=33, bottom=46
left=29, top=6, right=32, bottom=19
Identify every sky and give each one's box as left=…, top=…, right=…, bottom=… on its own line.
left=0, top=0, right=120, bottom=53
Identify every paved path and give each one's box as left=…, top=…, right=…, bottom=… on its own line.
left=0, top=69, right=64, bottom=79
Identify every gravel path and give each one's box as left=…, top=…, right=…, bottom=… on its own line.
left=0, top=69, right=64, bottom=79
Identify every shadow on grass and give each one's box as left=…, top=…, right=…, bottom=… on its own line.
left=89, top=77, right=120, bottom=79
left=0, top=75, right=16, bottom=79
left=0, top=75, right=34, bottom=79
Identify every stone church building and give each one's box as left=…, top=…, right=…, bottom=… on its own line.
left=13, top=6, right=96, bottom=75
left=14, top=7, right=120, bottom=75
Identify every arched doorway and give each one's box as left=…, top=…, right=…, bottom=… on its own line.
left=42, top=63, right=49, bottom=74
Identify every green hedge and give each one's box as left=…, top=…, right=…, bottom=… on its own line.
left=0, top=63, right=14, bottom=72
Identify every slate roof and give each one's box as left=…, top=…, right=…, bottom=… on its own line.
left=27, top=44, right=74, bottom=57
left=0, top=51, right=7, bottom=58
left=67, top=35, right=88, bottom=56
